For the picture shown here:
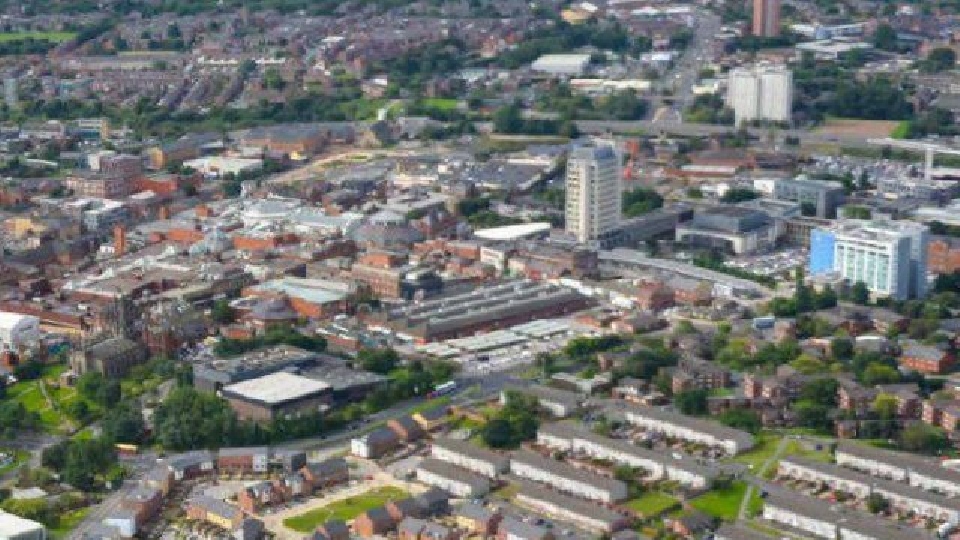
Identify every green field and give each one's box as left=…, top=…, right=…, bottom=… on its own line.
left=283, top=486, right=409, bottom=532
left=0, top=31, right=76, bottom=43
left=732, top=433, right=832, bottom=477
left=623, top=492, right=680, bottom=517
left=421, top=98, right=459, bottom=111
left=690, top=481, right=761, bottom=520
left=6, top=364, right=92, bottom=433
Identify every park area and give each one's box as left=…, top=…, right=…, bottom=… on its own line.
left=0, top=31, right=76, bottom=42
left=282, top=486, right=409, bottom=532
left=690, top=481, right=762, bottom=520
left=623, top=491, right=680, bottom=518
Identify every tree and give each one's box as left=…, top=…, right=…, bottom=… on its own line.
left=717, top=409, right=761, bottom=434
left=922, top=48, right=957, bottom=73
left=866, top=493, right=889, bottom=514
left=153, top=387, right=239, bottom=450
left=851, top=281, right=870, bottom=305
left=830, top=337, right=854, bottom=361
left=793, top=400, right=832, bottom=432
left=673, top=389, right=708, bottom=415
left=872, top=24, right=898, bottom=52
left=622, top=187, right=664, bottom=217
left=210, top=299, right=236, bottom=323
left=899, top=424, right=949, bottom=455
left=101, top=403, right=146, bottom=445
left=482, top=391, right=539, bottom=448
left=815, top=285, right=838, bottom=310
left=720, top=188, right=759, bottom=203
left=492, top=104, right=523, bottom=134
left=799, top=378, right=838, bottom=407
left=872, top=393, right=899, bottom=419
left=861, top=363, right=900, bottom=386
left=357, top=348, right=400, bottom=374
left=790, top=353, right=825, bottom=375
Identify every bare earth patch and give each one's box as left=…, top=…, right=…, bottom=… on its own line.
left=814, top=118, right=900, bottom=138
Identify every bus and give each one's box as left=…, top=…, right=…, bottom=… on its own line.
left=429, top=381, right=457, bottom=398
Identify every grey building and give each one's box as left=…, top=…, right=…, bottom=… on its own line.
left=773, top=177, right=846, bottom=218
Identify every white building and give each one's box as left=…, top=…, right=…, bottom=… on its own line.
left=0, top=312, right=41, bottom=352
left=836, top=441, right=960, bottom=498
left=430, top=438, right=509, bottom=478
left=612, top=403, right=755, bottom=455
left=0, top=510, right=46, bottom=540
left=509, top=450, right=628, bottom=503
left=537, top=422, right=715, bottom=488
left=531, top=54, right=592, bottom=76
left=726, top=64, right=792, bottom=126
left=812, top=220, right=929, bottom=300
left=416, top=458, right=491, bottom=498
left=565, top=143, right=621, bottom=246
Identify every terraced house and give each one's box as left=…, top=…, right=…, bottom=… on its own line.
left=430, top=438, right=509, bottom=478
left=509, top=450, right=628, bottom=503
left=609, top=403, right=755, bottom=454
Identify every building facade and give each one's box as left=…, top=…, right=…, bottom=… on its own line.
left=565, top=144, right=621, bottom=246
left=726, top=64, right=792, bottom=126
left=752, top=0, right=781, bottom=37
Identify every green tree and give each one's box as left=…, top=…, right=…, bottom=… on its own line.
left=831, top=337, right=854, bottom=361
left=356, top=348, right=400, bottom=374
left=716, top=409, right=761, bottom=434
left=861, top=363, right=900, bottom=386
left=851, top=281, right=870, bottom=305
left=921, top=47, right=957, bottom=73
left=872, top=24, right=898, bottom=52
left=899, top=424, right=949, bottom=455
left=872, top=393, right=899, bottom=419
left=673, top=389, right=708, bottom=415
left=798, top=378, right=838, bottom=407
left=153, top=387, right=239, bottom=450
left=866, top=493, right=889, bottom=514
left=211, top=299, right=236, bottom=324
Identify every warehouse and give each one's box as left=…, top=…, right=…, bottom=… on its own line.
left=371, top=279, right=590, bottom=343
left=220, top=371, right=332, bottom=423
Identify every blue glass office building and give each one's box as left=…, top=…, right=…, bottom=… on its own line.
left=809, top=229, right=836, bottom=275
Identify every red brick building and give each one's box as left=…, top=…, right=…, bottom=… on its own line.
left=929, top=236, right=960, bottom=275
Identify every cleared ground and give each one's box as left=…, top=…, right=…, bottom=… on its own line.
left=0, top=31, right=76, bottom=42
left=814, top=118, right=900, bottom=138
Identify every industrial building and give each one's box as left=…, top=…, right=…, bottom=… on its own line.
left=370, top=280, right=590, bottom=343
left=192, top=345, right=321, bottom=392
left=531, top=54, right=592, bottom=76
left=808, top=219, right=929, bottom=300
left=726, top=64, right=792, bottom=126
left=220, top=371, right=333, bottom=423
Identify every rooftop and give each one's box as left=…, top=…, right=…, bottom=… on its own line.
left=221, top=371, right=331, bottom=405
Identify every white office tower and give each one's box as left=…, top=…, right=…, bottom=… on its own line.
left=565, top=143, right=621, bottom=246
left=827, top=220, right=928, bottom=300
left=726, top=64, right=793, bottom=126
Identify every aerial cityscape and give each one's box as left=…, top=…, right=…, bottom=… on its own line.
left=2, top=0, right=960, bottom=539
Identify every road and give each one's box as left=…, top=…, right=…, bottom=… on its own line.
left=648, top=9, right=722, bottom=124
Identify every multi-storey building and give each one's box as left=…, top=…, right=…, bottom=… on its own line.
left=565, top=143, right=621, bottom=246
left=809, top=220, right=929, bottom=300
left=726, top=64, right=792, bottom=125
left=772, top=177, right=845, bottom=218
left=928, top=236, right=960, bottom=274
left=752, top=0, right=781, bottom=37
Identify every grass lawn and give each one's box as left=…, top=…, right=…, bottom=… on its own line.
left=50, top=508, right=89, bottom=539
left=623, top=492, right=680, bottom=517
left=731, top=433, right=779, bottom=472
left=0, top=448, right=28, bottom=473
left=491, top=483, right=520, bottom=500
left=422, top=98, right=459, bottom=111
left=690, top=481, right=761, bottom=521
left=409, top=396, right=451, bottom=415
left=283, top=486, right=409, bottom=532
left=6, top=364, right=94, bottom=433
left=0, top=31, right=76, bottom=42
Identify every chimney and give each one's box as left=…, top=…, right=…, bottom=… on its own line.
left=113, top=225, right=127, bottom=258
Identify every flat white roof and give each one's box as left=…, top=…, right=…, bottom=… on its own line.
left=474, top=222, right=551, bottom=241
left=222, top=372, right=330, bottom=404
left=0, top=311, right=39, bottom=329
left=0, top=510, right=45, bottom=536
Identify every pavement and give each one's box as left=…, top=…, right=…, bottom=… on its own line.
left=737, top=436, right=790, bottom=521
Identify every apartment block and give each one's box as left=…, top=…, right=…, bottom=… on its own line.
left=416, top=458, right=491, bottom=498
left=611, top=403, right=755, bottom=454
left=835, top=441, right=960, bottom=497
left=430, top=438, right=509, bottom=478
left=509, top=450, right=628, bottom=503
left=513, top=480, right=630, bottom=534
